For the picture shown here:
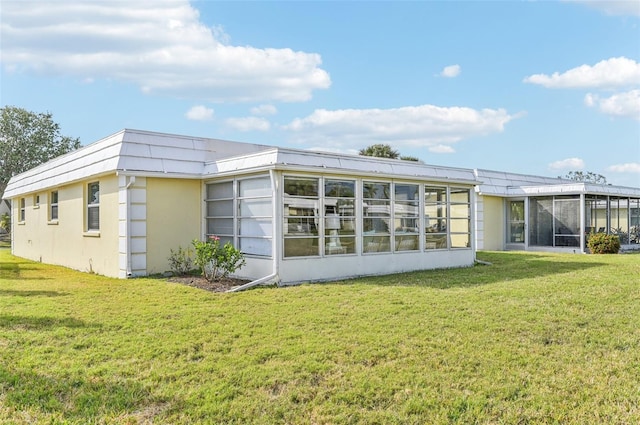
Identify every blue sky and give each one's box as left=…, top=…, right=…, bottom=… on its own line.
left=1, top=0, right=639, bottom=187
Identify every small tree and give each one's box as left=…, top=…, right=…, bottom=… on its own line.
left=359, top=144, right=399, bottom=159
left=0, top=106, right=81, bottom=207
left=0, top=212, right=10, bottom=234
left=561, top=171, right=607, bottom=185
left=192, top=236, right=245, bottom=281
left=359, top=144, right=421, bottom=162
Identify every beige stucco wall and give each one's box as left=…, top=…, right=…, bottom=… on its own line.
left=478, top=195, right=504, bottom=251
left=11, top=174, right=120, bottom=276
left=145, top=177, right=202, bottom=275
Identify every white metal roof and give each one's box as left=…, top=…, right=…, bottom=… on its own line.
left=474, top=168, right=640, bottom=197
left=6, top=129, right=637, bottom=200
left=3, top=129, right=271, bottom=198
left=205, top=146, right=479, bottom=184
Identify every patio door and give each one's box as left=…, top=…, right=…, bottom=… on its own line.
left=507, top=200, right=525, bottom=248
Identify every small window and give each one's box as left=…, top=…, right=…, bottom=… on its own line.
left=19, top=198, right=26, bottom=222
left=50, top=191, right=59, bottom=221
left=87, top=182, right=99, bottom=231
left=34, top=194, right=41, bottom=208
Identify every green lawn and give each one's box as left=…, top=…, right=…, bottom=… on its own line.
left=1, top=249, right=639, bottom=424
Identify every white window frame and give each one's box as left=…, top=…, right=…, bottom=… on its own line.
left=87, top=182, right=100, bottom=232
left=49, top=190, right=59, bottom=222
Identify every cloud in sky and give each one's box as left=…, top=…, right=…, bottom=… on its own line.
left=548, top=157, right=585, bottom=170
left=565, top=0, right=640, bottom=17
left=250, top=104, right=278, bottom=116
left=523, top=57, right=640, bottom=89
left=225, top=116, right=271, bottom=132
left=284, top=104, right=518, bottom=153
left=607, top=163, right=640, bottom=173
left=185, top=105, right=214, bottom=121
left=440, top=64, right=461, bottom=78
left=0, top=1, right=330, bottom=102
left=585, top=90, right=640, bottom=120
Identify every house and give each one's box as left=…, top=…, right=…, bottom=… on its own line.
left=474, top=169, right=640, bottom=253
left=3, top=129, right=477, bottom=284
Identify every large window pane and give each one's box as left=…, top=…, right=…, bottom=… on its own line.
left=325, top=180, right=355, bottom=256
left=239, top=237, right=271, bottom=256
left=449, top=188, right=471, bottom=249
left=284, top=238, right=319, bottom=257
left=325, top=180, right=355, bottom=198
left=554, top=197, right=580, bottom=247
left=239, top=177, right=271, bottom=197
left=207, top=199, right=233, bottom=217
left=394, top=184, right=419, bottom=251
left=239, top=218, right=272, bottom=237
left=425, top=186, right=447, bottom=249
left=284, top=177, right=319, bottom=257
left=363, top=235, right=391, bottom=253
left=207, top=218, right=233, bottom=235
left=529, top=197, right=553, bottom=246
left=207, top=181, right=233, bottom=199
left=239, top=199, right=271, bottom=216
left=284, top=177, right=318, bottom=197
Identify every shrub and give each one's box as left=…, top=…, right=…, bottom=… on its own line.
left=168, top=246, right=193, bottom=275
left=587, top=232, right=620, bottom=254
left=192, top=236, right=245, bottom=281
left=0, top=212, right=10, bottom=233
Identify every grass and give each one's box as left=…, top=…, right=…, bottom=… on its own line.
left=1, top=248, right=639, bottom=424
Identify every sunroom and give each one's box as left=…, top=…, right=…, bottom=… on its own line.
left=204, top=149, right=478, bottom=285
left=475, top=169, right=640, bottom=253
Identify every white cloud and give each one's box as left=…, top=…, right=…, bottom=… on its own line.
left=607, top=163, right=640, bottom=173
left=564, top=0, right=640, bottom=17
left=524, top=57, right=640, bottom=89
left=585, top=90, right=640, bottom=120
left=283, top=104, right=518, bottom=152
left=250, top=104, right=278, bottom=116
left=185, top=105, right=214, bottom=121
left=440, top=64, right=461, bottom=78
left=0, top=1, right=330, bottom=102
left=225, top=116, right=271, bottom=132
left=429, top=145, right=456, bottom=153
left=548, top=157, right=585, bottom=170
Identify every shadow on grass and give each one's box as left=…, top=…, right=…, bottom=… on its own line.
left=0, top=314, right=100, bottom=330
left=0, top=365, right=171, bottom=422
left=329, top=253, right=608, bottom=290
left=0, top=261, right=51, bottom=281
left=0, top=289, right=68, bottom=297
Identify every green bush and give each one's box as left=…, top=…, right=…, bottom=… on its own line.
left=587, top=232, right=620, bottom=254
left=192, top=236, right=245, bottom=281
left=0, top=212, right=10, bottom=233
left=168, top=246, right=193, bottom=275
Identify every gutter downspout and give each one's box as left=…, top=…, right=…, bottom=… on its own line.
left=226, top=169, right=280, bottom=292
left=226, top=272, right=278, bottom=293
left=125, top=176, right=136, bottom=277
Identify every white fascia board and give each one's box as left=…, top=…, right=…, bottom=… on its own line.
left=3, top=132, right=125, bottom=198
left=204, top=148, right=478, bottom=185
left=503, top=183, right=640, bottom=197
left=203, top=149, right=280, bottom=176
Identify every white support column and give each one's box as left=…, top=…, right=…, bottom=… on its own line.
left=118, top=175, right=147, bottom=278
left=579, top=193, right=586, bottom=253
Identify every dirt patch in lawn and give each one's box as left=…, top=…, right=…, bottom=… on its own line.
left=167, top=275, right=251, bottom=293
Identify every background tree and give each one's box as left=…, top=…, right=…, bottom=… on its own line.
left=0, top=106, right=81, bottom=207
left=359, top=144, right=399, bottom=159
left=561, top=171, right=607, bottom=185
left=359, top=144, right=421, bottom=162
